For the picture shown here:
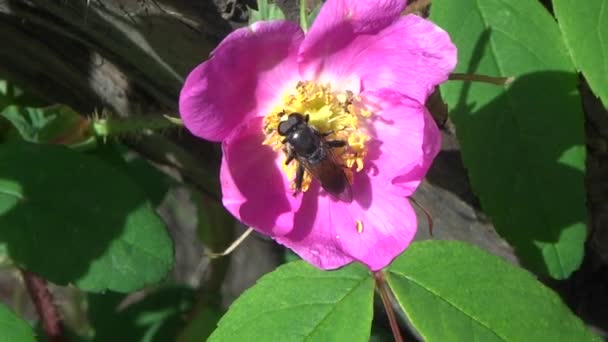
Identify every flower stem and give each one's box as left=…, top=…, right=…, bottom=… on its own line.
left=299, top=0, right=308, bottom=32
left=91, top=115, right=178, bottom=138
left=21, top=270, right=64, bottom=342
left=449, top=73, right=514, bottom=86
left=374, top=271, right=404, bottom=342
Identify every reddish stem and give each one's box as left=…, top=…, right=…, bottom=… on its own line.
left=21, top=270, right=64, bottom=342
left=374, top=271, right=404, bottom=342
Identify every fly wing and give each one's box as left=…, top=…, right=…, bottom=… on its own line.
left=298, top=148, right=352, bottom=203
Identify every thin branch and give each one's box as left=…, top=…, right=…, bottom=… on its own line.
left=375, top=271, right=404, bottom=342
left=205, top=227, right=254, bottom=259
left=410, top=197, right=434, bottom=236
left=21, top=270, right=64, bottom=342
left=449, top=73, right=514, bottom=86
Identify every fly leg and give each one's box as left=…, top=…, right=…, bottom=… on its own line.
left=327, top=140, right=347, bottom=148
left=293, top=163, right=305, bottom=196
left=320, top=131, right=347, bottom=148
left=284, top=147, right=295, bottom=165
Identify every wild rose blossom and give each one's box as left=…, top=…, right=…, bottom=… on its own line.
left=179, top=0, right=456, bottom=270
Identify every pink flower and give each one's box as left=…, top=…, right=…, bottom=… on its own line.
left=179, top=0, right=456, bottom=271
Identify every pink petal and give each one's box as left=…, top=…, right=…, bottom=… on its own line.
left=298, top=0, right=406, bottom=88
left=300, top=13, right=457, bottom=103
left=363, top=90, right=442, bottom=197
left=179, top=21, right=304, bottom=142
left=274, top=171, right=417, bottom=271
left=220, top=117, right=301, bottom=236
left=274, top=183, right=355, bottom=269
left=308, top=0, right=407, bottom=36
left=336, top=175, right=418, bottom=271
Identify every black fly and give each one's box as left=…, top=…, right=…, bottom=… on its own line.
left=278, top=113, right=353, bottom=202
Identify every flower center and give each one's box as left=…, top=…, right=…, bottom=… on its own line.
left=262, top=81, right=372, bottom=193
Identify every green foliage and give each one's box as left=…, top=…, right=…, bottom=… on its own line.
left=0, top=80, right=45, bottom=113
left=0, top=303, right=36, bottom=342
left=386, top=241, right=599, bottom=341
left=306, top=3, right=322, bottom=28
left=299, top=0, right=323, bottom=32
left=0, top=80, right=20, bottom=112
left=88, top=286, right=194, bottom=341
left=553, top=0, right=608, bottom=108
left=1, top=101, right=175, bottom=146
left=91, top=143, right=174, bottom=207
left=249, top=0, right=286, bottom=25
left=209, top=261, right=375, bottom=341
left=1, top=105, right=90, bottom=144
left=0, top=142, right=174, bottom=292
left=430, top=0, right=587, bottom=279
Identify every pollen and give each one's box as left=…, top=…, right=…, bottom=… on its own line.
left=262, top=81, right=372, bottom=194
left=356, top=220, right=364, bottom=234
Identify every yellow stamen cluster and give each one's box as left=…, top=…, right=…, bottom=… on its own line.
left=262, top=81, right=372, bottom=193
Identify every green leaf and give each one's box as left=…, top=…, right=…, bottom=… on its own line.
left=0, top=303, right=36, bottom=342
left=553, top=0, right=608, bottom=108
left=88, top=286, right=194, bottom=342
left=1, top=105, right=90, bottom=144
left=307, top=2, right=323, bottom=29
left=249, top=0, right=285, bottom=25
left=91, top=143, right=174, bottom=207
left=0, top=80, right=22, bottom=112
left=299, top=0, right=323, bottom=32
left=430, top=0, right=587, bottom=278
left=0, top=80, right=45, bottom=113
left=387, top=241, right=599, bottom=341
left=0, top=143, right=174, bottom=292
left=209, top=261, right=375, bottom=341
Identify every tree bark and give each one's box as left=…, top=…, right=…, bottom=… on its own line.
left=0, top=0, right=231, bottom=115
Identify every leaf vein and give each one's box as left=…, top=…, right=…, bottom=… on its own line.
left=223, top=276, right=370, bottom=338
left=303, top=277, right=370, bottom=341
left=0, top=188, right=23, bottom=200
left=389, top=270, right=508, bottom=341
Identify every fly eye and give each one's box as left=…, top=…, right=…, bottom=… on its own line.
left=278, top=113, right=305, bottom=135
left=278, top=120, right=294, bottom=136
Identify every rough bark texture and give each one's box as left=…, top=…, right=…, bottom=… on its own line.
left=0, top=0, right=231, bottom=115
